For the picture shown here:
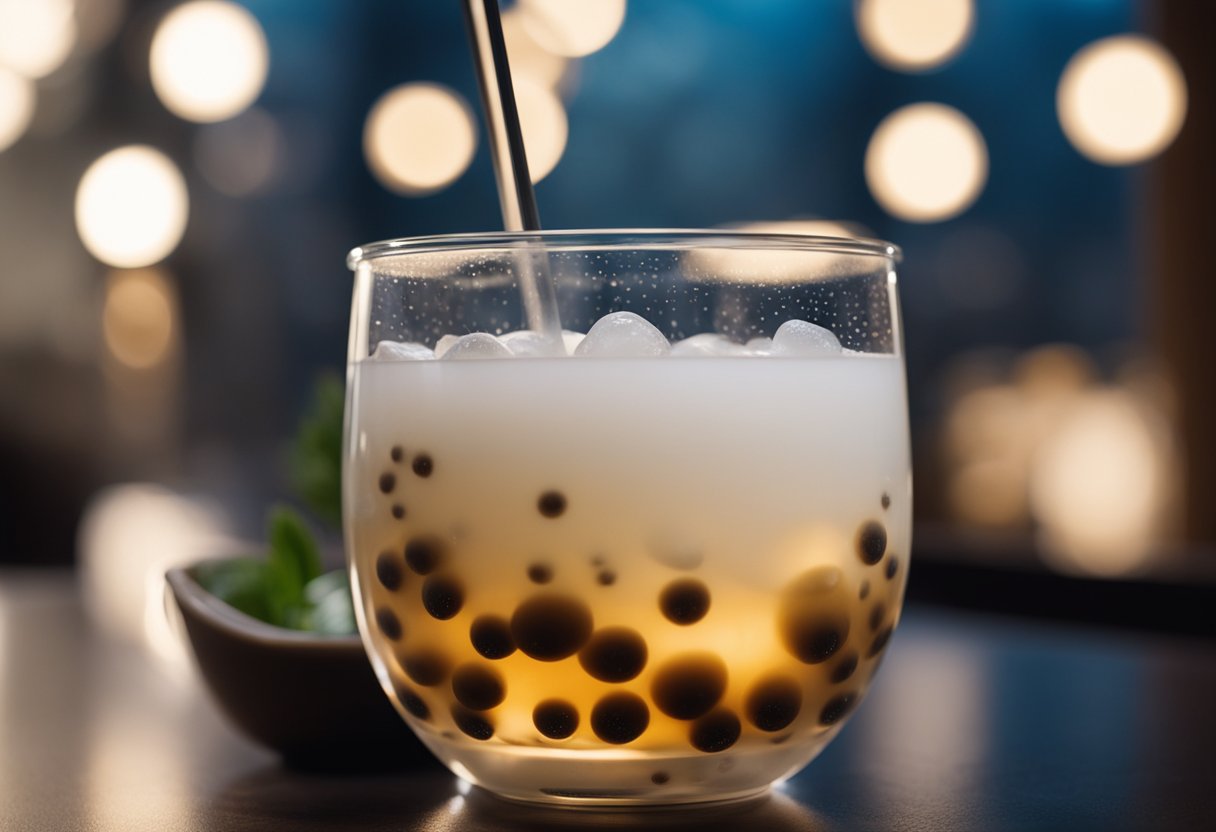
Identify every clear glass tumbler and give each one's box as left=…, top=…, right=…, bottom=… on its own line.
left=343, top=230, right=909, bottom=806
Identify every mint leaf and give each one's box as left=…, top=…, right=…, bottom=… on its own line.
left=303, top=570, right=356, bottom=635
left=193, top=557, right=273, bottom=623
left=289, top=374, right=344, bottom=528
left=264, top=505, right=323, bottom=626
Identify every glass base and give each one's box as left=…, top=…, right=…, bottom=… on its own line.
left=422, top=731, right=818, bottom=807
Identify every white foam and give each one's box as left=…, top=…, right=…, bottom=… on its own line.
left=669, top=333, right=748, bottom=357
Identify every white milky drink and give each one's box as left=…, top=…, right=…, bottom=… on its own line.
left=345, top=319, right=911, bottom=804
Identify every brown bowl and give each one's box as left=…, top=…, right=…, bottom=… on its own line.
left=166, top=559, right=436, bottom=771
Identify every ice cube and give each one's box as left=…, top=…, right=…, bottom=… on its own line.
left=440, top=332, right=513, bottom=360
left=561, top=330, right=585, bottom=356
left=499, top=330, right=564, bottom=357
left=573, top=312, right=671, bottom=357
left=434, top=334, right=460, bottom=358
left=369, top=340, right=435, bottom=361
left=771, top=319, right=842, bottom=356
left=670, top=333, right=748, bottom=357
left=746, top=337, right=773, bottom=356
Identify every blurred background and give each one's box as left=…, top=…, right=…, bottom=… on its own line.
left=1, top=0, right=1212, bottom=656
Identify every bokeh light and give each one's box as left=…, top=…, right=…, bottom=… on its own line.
left=502, top=5, right=570, bottom=91
left=519, top=0, right=626, bottom=58
left=0, top=0, right=77, bottom=79
left=75, top=145, right=189, bottom=268
left=865, top=102, right=988, bottom=222
left=0, top=65, right=35, bottom=153
left=855, top=0, right=974, bottom=72
left=149, top=0, right=269, bottom=123
left=103, top=269, right=177, bottom=370
left=514, top=75, right=567, bottom=183
left=684, top=218, right=879, bottom=284
left=1057, top=35, right=1187, bottom=166
left=364, top=82, right=478, bottom=196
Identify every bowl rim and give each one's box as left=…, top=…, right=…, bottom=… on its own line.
left=166, top=557, right=362, bottom=652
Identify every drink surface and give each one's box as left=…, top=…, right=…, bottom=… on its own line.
left=345, top=351, right=910, bottom=800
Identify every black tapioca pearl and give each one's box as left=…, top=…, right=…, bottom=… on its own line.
left=578, top=627, right=648, bottom=683
left=537, top=490, right=567, bottom=518
left=650, top=771, right=670, bottom=785
left=404, top=535, right=445, bottom=575
left=411, top=453, right=433, bottom=478
left=786, top=623, right=846, bottom=664
left=510, top=593, right=593, bottom=661
left=659, top=578, right=710, bottom=625
left=869, top=603, right=887, bottom=631
left=422, top=575, right=464, bottom=620
left=533, top=699, right=579, bottom=740
left=391, top=445, right=404, bottom=463
left=830, top=652, right=859, bottom=684
left=744, top=674, right=802, bottom=732
left=650, top=653, right=728, bottom=720
left=885, top=556, right=899, bottom=580
left=391, top=679, right=431, bottom=721
left=470, top=615, right=516, bottom=659
left=691, top=709, right=741, bottom=753
left=597, top=570, right=616, bottom=586
left=375, top=607, right=403, bottom=641
left=451, top=705, right=494, bottom=741
left=451, top=663, right=505, bottom=711
left=779, top=567, right=851, bottom=664
left=868, top=625, right=893, bottom=658
left=590, top=692, right=649, bottom=744
left=378, top=472, right=396, bottom=494
left=391, top=503, right=406, bottom=520
left=400, top=649, right=450, bottom=687
left=881, top=492, right=891, bottom=510
left=857, top=521, right=887, bottom=565
left=375, top=551, right=403, bottom=590
left=819, top=693, right=856, bottom=726
left=527, top=562, right=553, bottom=584
left=859, top=580, right=871, bottom=600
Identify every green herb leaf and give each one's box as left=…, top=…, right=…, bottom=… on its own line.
left=193, top=557, right=273, bottom=623
left=264, top=505, right=323, bottom=626
left=303, top=570, right=357, bottom=635
left=289, top=374, right=345, bottom=528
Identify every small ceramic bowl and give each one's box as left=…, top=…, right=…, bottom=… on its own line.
left=167, top=559, right=434, bottom=771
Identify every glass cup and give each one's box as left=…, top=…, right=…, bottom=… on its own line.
left=343, top=230, right=908, bottom=806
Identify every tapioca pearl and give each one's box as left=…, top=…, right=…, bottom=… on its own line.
left=391, top=679, right=431, bottom=721
left=596, top=570, right=617, bottom=586
left=412, top=453, right=434, bottom=478
left=578, top=627, right=648, bottom=683
left=375, top=607, right=403, bottom=641
left=451, top=705, right=494, bottom=741
left=650, top=653, right=728, bottom=720
left=819, top=693, right=857, bottom=726
left=375, top=551, right=403, bottom=591
left=857, top=521, right=887, bottom=565
left=778, top=568, right=851, bottom=664
left=400, top=649, right=450, bottom=687
left=885, top=556, right=899, bottom=580
left=537, top=490, right=567, bottom=518
left=469, top=615, right=516, bottom=660
left=691, top=709, right=741, bottom=753
left=590, top=692, right=650, bottom=745
left=659, top=578, right=710, bottom=625
left=451, top=663, right=505, bottom=711
left=830, top=652, right=859, bottom=684
left=391, top=503, right=406, bottom=520
left=422, top=575, right=464, bottom=620
left=509, top=593, right=593, bottom=661
left=378, top=472, right=396, bottom=494
left=881, top=492, right=891, bottom=510
left=744, top=674, right=802, bottom=732
left=533, top=699, right=579, bottom=740
left=869, top=603, right=887, bottom=631
left=867, top=625, right=893, bottom=658
left=404, top=535, right=445, bottom=575
left=859, top=580, right=871, bottom=600
left=650, top=771, right=670, bottom=785
left=527, top=562, right=553, bottom=584
left=391, top=445, right=405, bottom=463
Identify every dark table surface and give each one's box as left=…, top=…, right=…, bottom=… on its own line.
left=2, top=570, right=1214, bottom=832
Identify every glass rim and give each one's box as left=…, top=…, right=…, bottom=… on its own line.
left=346, top=228, right=901, bottom=271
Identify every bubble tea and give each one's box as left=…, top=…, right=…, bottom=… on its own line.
left=344, top=233, right=909, bottom=805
